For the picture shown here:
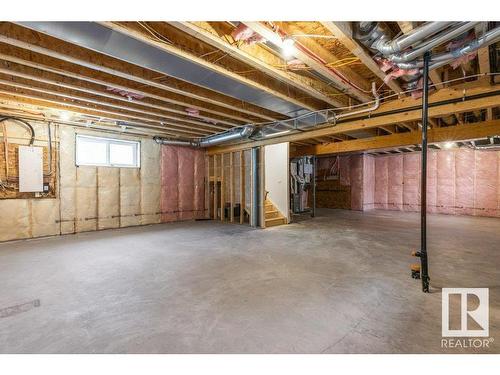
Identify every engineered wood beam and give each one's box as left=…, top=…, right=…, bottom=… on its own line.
left=291, top=118, right=500, bottom=156
left=207, top=82, right=500, bottom=154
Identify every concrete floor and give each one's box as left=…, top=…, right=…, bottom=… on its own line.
left=0, top=209, right=499, bottom=353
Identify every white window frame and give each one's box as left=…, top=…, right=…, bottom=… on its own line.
left=75, top=134, right=141, bottom=168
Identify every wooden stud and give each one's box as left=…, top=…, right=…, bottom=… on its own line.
left=220, top=153, right=225, bottom=222
left=213, top=154, right=218, bottom=220
left=230, top=152, right=235, bottom=223
left=239, top=150, right=245, bottom=224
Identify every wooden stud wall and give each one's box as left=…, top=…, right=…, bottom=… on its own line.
left=207, top=147, right=257, bottom=226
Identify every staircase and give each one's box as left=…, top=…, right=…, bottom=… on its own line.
left=264, top=198, right=287, bottom=228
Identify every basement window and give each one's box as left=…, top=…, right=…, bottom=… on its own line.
left=75, top=135, right=140, bottom=168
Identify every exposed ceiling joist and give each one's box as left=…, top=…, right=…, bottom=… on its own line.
left=396, top=22, right=443, bottom=89
left=320, top=22, right=404, bottom=95
left=0, top=78, right=221, bottom=135
left=0, top=89, right=209, bottom=137
left=0, top=53, right=244, bottom=126
left=98, top=21, right=323, bottom=114
left=0, top=66, right=230, bottom=131
left=477, top=44, right=493, bottom=120
left=0, top=31, right=278, bottom=122
left=169, top=21, right=342, bottom=108
left=241, top=22, right=372, bottom=104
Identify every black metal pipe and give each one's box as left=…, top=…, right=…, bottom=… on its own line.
left=311, top=156, right=316, bottom=218
left=420, top=52, right=431, bottom=293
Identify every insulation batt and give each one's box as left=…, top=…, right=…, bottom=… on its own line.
left=316, top=149, right=500, bottom=218
left=372, top=149, right=500, bottom=217
left=160, top=145, right=206, bottom=223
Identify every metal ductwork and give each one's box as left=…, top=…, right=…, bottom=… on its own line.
left=17, top=22, right=311, bottom=118
left=154, top=125, right=255, bottom=148
left=198, top=125, right=255, bottom=147
left=153, top=137, right=199, bottom=147
left=354, top=21, right=500, bottom=91
left=354, top=22, right=453, bottom=54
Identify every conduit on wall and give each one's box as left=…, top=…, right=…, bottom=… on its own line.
left=160, top=145, right=206, bottom=222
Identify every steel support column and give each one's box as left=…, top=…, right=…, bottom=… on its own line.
left=420, top=51, right=431, bottom=293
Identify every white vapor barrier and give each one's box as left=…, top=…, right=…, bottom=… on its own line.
left=0, top=121, right=162, bottom=242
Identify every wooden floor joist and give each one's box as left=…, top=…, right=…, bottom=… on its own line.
left=0, top=52, right=246, bottom=126
left=100, top=22, right=326, bottom=113
left=169, top=21, right=341, bottom=107
left=0, top=32, right=280, bottom=122
left=291, top=118, right=500, bottom=156
left=320, top=22, right=404, bottom=95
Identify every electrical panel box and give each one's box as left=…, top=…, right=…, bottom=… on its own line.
left=18, top=146, right=44, bottom=192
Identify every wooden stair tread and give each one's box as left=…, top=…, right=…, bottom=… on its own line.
left=264, top=198, right=287, bottom=228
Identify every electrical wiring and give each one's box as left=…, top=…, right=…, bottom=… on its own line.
left=136, top=21, right=173, bottom=45
left=246, top=72, right=500, bottom=128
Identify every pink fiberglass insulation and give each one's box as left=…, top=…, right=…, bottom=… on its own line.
left=455, top=148, right=475, bottom=216
left=161, top=145, right=179, bottom=222
left=474, top=151, right=498, bottom=217
left=403, top=153, right=420, bottom=212
left=374, top=157, right=388, bottom=210
left=339, top=155, right=351, bottom=186
left=193, top=150, right=206, bottom=219
left=177, top=147, right=195, bottom=221
left=426, top=151, right=438, bottom=214
left=363, top=155, right=375, bottom=210
left=349, top=155, right=364, bottom=211
left=372, top=148, right=500, bottom=218
left=160, top=145, right=206, bottom=223
left=387, top=155, right=404, bottom=210
left=436, top=150, right=456, bottom=215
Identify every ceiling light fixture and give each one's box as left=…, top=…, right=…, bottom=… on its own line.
left=282, top=37, right=296, bottom=58
left=443, top=141, right=455, bottom=149
left=59, top=111, right=72, bottom=122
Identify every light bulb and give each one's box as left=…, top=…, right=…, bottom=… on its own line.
left=443, top=142, right=455, bottom=149
left=59, top=111, right=72, bottom=121
left=282, top=38, right=296, bottom=58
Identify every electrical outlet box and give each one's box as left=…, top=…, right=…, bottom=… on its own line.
left=18, top=146, right=44, bottom=192
left=43, top=183, right=50, bottom=193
